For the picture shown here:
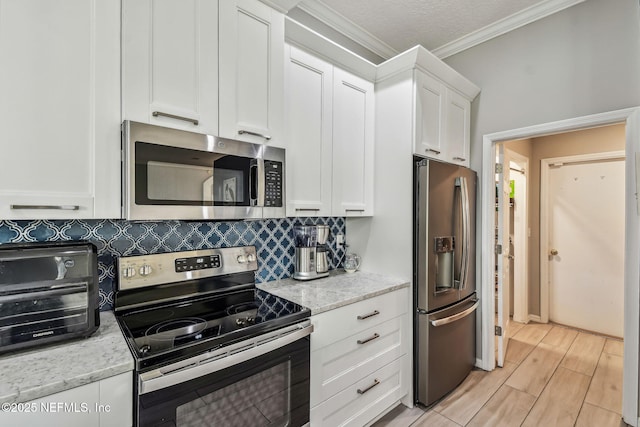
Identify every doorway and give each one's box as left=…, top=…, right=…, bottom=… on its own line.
left=480, top=107, right=640, bottom=426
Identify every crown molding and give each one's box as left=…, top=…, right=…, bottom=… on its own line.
left=296, top=0, right=398, bottom=60
left=432, top=0, right=587, bottom=59
left=258, top=0, right=302, bottom=13
left=285, top=17, right=377, bottom=81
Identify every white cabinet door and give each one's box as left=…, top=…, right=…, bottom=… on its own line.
left=219, top=0, right=284, bottom=147
left=414, top=70, right=446, bottom=161
left=445, top=89, right=471, bottom=167
left=332, top=68, right=374, bottom=217
left=122, top=0, right=218, bottom=135
left=0, top=372, right=132, bottom=427
left=0, top=0, right=120, bottom=220
left=284, top=45, right=333, bottom=217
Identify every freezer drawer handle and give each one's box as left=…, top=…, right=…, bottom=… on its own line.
left=430, top=300, right=479, bottom=327
left=357, top=310, right=380, bottom=320
left=357, top=333, right=380, bottom=345
left=357, top=379, right=380, bottom=395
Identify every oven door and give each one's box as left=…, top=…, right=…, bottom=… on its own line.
left=136, top=321, right=312, bottom=427
left=123, top=120, right=267, bottom=221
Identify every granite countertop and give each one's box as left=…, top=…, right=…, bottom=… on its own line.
left=0, top=311, right=134, bottom=404
left=257, top=270, right=410, bottom=315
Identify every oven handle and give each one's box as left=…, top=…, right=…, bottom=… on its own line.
left=138, top=321, right=313, bottom=395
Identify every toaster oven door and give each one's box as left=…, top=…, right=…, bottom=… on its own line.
left=0, top=243, right=99, bottom=352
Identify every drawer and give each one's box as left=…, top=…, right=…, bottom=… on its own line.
left=310, top=355, right=408, bottom=427
left=310, top=315, right=407, bottom=406
left=311, top=287, right=409, bottom=351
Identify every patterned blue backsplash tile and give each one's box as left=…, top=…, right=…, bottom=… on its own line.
left=0, top=217, right=346, bottom=311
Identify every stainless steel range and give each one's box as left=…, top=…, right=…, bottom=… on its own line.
left=114, top=246, right=312, bottom=427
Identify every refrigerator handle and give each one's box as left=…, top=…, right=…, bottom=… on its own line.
left=455, top=176, right=471, bottom=290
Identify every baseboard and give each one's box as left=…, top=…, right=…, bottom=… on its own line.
left=529, top=314, right=542, bottom=323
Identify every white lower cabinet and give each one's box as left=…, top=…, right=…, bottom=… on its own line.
left=0, top=372, right=132, bottom=427
left=310, top=288, right=409, bottom=426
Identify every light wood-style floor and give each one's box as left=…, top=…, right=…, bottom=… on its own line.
left=373, top=322, right=625, bottom=427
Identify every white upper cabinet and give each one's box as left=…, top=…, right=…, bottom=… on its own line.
left=284, top=37, right=375, bottom=218
left=122, top=0, right=219, bottom=135
left=445, top=89, right=471, bottom=165
left=414, top=70, right=471, bottom=167
left=414, top=71, right=446, bottom=162
left=285, top=45, right=333, bottom=217
left=219, top=0, right=285, bottom=147
left=332, top=69, right=374, bottom=217
left=0, top=0, right=120, bottom=219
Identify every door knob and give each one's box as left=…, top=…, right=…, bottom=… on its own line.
left=550, top=249, right=559, bottom=256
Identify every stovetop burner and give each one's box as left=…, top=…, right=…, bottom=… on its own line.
left=114, top=247, right=311, bottom=371
left=117, top=287, right=308, bottom=369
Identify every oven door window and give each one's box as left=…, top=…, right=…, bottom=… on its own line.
left=135, top=141, right=254, bottom=207
left=138, top=338, right=309, bottom=427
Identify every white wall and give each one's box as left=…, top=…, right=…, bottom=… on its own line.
left=444, top=0, right=640, bottom=174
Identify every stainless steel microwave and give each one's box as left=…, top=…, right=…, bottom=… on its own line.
left=122, top=121, right=285, bottom=221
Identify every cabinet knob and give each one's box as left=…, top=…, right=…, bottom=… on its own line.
left=550, top=249, right=559, bottom=256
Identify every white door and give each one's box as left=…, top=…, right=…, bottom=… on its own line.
left=547, top=156, right=625, bottom=337
left=496, top=145, right=511, bottom=367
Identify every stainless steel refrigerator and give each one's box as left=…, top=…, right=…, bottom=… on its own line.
left=414, top=158, right=479, bottom=407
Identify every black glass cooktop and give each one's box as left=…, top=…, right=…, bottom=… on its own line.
left=117, top=288, right=309, bottom=371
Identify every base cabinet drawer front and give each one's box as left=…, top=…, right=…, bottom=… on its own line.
left=310, top=315, right=406, bottom=406
left=311, top=288, right=408, bottom=351
left=310, top=356, right=406, bottom=427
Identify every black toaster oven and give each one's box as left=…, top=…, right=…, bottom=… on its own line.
left=0, top=241, right=100, bottom=353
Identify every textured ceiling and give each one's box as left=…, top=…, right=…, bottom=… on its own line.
left=317, top=0, right=547, bottom=52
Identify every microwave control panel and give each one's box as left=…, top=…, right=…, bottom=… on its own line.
left=264, top=160, right=283, bottom=207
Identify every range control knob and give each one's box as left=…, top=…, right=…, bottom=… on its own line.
left=247, top=253, right=256, bottom=263
left=139, top=265, right=153, bottom=276
left=122, top=266, right=136, bottom=278
left=237, top=254, right=247, bottom=264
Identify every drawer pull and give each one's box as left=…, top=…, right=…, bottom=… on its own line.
left=426, top=148, right=441, bottom=155
left=357, top=333, right=380, bottom=345
left=238, top=129, right=271, bottom=141
left=11, top=204, right=80, bottom=211
left=357, top=310, right=380, bottom=320
left=152, top=111, right=199, bottom=125
left=357, top=379, right=380, bottom=395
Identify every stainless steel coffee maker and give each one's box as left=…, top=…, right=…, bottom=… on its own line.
left=293, top=225, right=330, bottom=280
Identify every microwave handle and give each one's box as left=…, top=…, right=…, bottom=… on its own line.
left=249, top=159, right=265, bottom=206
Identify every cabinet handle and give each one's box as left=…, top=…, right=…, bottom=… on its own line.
left=152, top=111, right=199, bottom=125
left=295, top=208, right=320, bottom=211
left=426, top=148, right=441, bottom=154
left=345, top=209, right=365, bottom=212
left=357, top=310, right=380, bottom=320
left=453, top=156, right=466, bottom=161
left=357, top=379, right=380, bottom=395
left=357, top=333, right=380, bottom=345
left=238, top=130, right=271, bottom=141
left=10, top=204, right=80, bottom=211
